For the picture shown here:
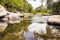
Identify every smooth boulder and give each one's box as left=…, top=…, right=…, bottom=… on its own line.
left=0, top=5, right=24, bottom=32
left=48, top=15, right=60, bottom=25
left=8, top=12, right=24, bottom=24
left=0, top=5, right=8, bottom=32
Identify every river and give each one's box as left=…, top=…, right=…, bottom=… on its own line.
left=23, top=15, right=60, bottom=40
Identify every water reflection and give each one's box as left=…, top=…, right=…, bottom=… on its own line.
left=24, top=15, right=60, bottom=40
left=24, top=31, right=36, bottom=40
left=28, top=22, right=47, bottom=34
left=31, top=15, right=49, bottom=23
left=28, top=15, right=48, bottom=34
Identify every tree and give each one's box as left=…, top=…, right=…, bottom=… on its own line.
left=51, top=1, right=60, bottom=14
left=0, top=0, right=33, bottom=13
left=23, top=1, right=33, bottom=13
left=35, top=6, right=48, bottom=13
left=47, top=0, right=54, bottom=9
left=47, top=0, right=60, bottom=14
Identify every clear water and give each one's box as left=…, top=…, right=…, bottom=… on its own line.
left=24, top=15, right=60, bottom=40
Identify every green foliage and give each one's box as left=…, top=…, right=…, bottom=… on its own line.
left=0, top=0, right=33, bottom=13
left=51, top=1, right=60, bottom=14
left=47, top=0, right=60, bottom=14
left=47, top=0, right=53, bottom=9
left=23, top=1, right=33, bottom=13
left=35, top=6, right=48, bottom=13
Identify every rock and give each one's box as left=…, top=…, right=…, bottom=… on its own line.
left=51, top=28, right=60, bottom=37
left=51, top=29, right=59, bottom=34
left=0, top=5, right=8, bottom=22
left=1, top=15, right=8, bottom=22
left=8, top=12, right=24, bottom=24
left=0, top=5, right=24, bottom=32
left=0, top=22, right=8, bottom=32
left=48, top=15, right=60, bottom=25
left=0, top=5, right=8, bottom=32
left=0, top=5, right=7, bottom=16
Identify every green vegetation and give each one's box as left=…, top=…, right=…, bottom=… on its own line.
left=0, top=0, right=33, bottom=13
left=51, top=1, right=60, bottom=14
left=0, top=0, right=60, bottom=14
left=4, top=20, right=31, bottom=33
left=47, top=0, right=60, bottom=14
left=35, top=6, right=49, bottom=13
